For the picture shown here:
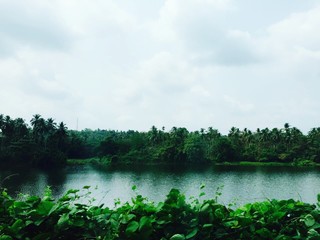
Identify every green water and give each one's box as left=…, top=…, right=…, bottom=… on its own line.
left=1, top=164, right=320, bottom=207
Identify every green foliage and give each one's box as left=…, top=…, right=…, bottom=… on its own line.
left=1, top=187, right=320, bottom=239
left=0, top=114, right=68, bottom=168
left=2, top=113, right=320, bottom=168
left=293, top=158, right=316, bottom=167
left=211, top=137, right=239, bottom=162
left=183, top=134, right=207, bottom=164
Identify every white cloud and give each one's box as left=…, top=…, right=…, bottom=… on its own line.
left=1, top=0, right=320, bottom=132
left=54, top=0, right=137, bottom=36
left=223, top=95, right=255, bottom=113
left=149, top=0, right=263, bottom=66
left=267, top=6, right=320, bottom=52
left=0, top=0, right=73, bottom=57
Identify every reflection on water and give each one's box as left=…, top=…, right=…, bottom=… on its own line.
left=1, top=164, right=320, bottom=207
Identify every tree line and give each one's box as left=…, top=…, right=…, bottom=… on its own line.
left=0, top=114, right=68, bottom=168
left=1, top=113, right=320, bottom=168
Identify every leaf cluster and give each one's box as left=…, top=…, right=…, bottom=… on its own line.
left=1, top=187, right=320, bottom=239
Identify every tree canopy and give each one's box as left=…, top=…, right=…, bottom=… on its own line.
left=1, top=113, right=320, bottom=168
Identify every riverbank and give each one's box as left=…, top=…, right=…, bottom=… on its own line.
left=216, top=161, right=320, bottom=167
left=67, top=157, right=104, bottom=165
left=67, top=158, right=320, bottom=168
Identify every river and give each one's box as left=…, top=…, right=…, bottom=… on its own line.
left=1, top=164, right=320, bottom=207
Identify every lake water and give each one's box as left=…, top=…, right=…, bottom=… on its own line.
left=1, top=164, right=320, bottom=208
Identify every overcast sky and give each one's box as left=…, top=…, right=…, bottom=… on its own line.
left=1, top=0, right=320, bottom=133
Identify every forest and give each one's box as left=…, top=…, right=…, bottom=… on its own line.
left=1, top=113, right=320, bottom=168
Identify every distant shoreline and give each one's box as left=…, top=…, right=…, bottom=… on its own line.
left=67, top=158, right=320, bottom=168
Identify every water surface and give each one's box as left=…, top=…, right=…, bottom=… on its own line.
left=1, top=164, right=320, bottom=207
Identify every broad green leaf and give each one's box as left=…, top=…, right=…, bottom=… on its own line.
left=186, top=228, right=198, bottom=239
left=57, top=213, right=70, bottom=226
left=66, top=189, right=79, bottom=194
left=48, top=203, right=61, bottom=215
left=238, top=217, right=252, bottom=226
left=83, top=185, right=91, bottom=189
left=36, top=201, right=54, bottom=215
left=34, top=218, right=46, bottom=226
left=0, top=235, right=13, bottom=240
left=25, top=220, right=33, bottom=226
left=11, top=219, right=24, bottom=232
left=308, top=229, right=320, bottom=237
left=13, top=201, right=28, bottom=209
left=312, top=223, right=320, bottom=229
left=121, top=214, right=136, bottom=224
left=26, top=196, right=40, bottom=204
left=272, top=211, right=286, bottom=220
left=139, top=216, right=153, bottom=239
left=259, top=203, right=269, bottom=214
left=73, top=218, right=85, bottom=227
left=110, top=219, right=119, bottom=229
left=214, top=208, right=225, bottom=219
left=156, top=202, right=164, bottom=211
left=139, top=216, right=152, bottom=231
left=203, top=224, right=213, bottom=229
left=256, top=228, right=272, bottom=238
left=304, top=214, right=316, bottom=227
left=170, top=234, right=185, bottom=240
left=125, top=221, right=139, bottom=236
left=33, top=233, right=52, bottom=240
left=287, top=203, right=295, bottom=209
left=224, top=220, right=239, bottom=228
left=199, top=192, right=206, bottom=197
left=58, top=195, right=71, bottom=202
left=189, top=218, right=198, bottom=228
left=200, top=203, right=210, bottom=213
left=156, top=219, right=168, bottom=225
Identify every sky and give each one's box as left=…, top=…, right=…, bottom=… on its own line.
left=1, top=0, right=320, bottom=133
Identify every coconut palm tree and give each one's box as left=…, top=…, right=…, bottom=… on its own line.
left=30, top=114, right=46, bottom=145
left=0, top=114, right=4, bottom=131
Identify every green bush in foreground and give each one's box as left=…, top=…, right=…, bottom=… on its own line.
left=1, top=187, right=320, bottom=240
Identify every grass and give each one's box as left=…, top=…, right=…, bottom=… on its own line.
left=67, top=157, right=110, bottom=166
left=215, top=161, right=293, bottom=166
left=67, top=158, right=320, bottom=168
left=216, top=161, right=320, bottom=167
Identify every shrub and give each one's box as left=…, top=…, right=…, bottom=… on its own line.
left=1, top=187, right=320, bottom=239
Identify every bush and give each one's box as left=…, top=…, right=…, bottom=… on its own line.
left=1, top=187, right=320, bottom=239
left=293, top=158, right=316, bottom=167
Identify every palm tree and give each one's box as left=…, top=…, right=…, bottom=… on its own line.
left=0, top=114, right=4, bottom=130
left=46, top=118, right=57, bottom=134
left=284, top=123, right=290, bottom=130
left=30, top=114, right=46, bottom=145
left=56, top=122, right=68, bottom=145
left=0, top=114, right=4, bottom=150
left=13, top=118, right=28, bottom=140
left=2, top=115, right=14, bottom=139
left=307, top=128, right=320, bottom=162
left=58, top=122, right=67, bottom=134
left=148, top=126, right=159, bottom=145
left=30, top=114, right=41, bottom=128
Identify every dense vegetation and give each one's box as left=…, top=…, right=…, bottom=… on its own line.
left=1, top=186, right=320, bottom=239
left=2, top=113, right=320, bottom=168
left=0, top=114, right=68, bottom=168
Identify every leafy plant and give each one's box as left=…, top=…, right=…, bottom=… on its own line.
left=1, top=187, right=320, bottom=239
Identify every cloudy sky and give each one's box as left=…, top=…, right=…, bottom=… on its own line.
left=1, top=0, right=320, bottom=133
